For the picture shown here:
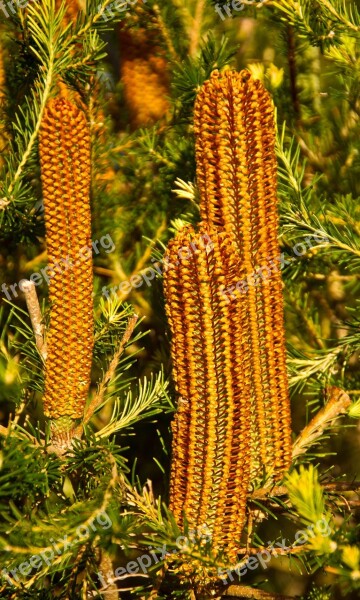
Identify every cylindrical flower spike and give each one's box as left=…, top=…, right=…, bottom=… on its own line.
left=194, top=70, right=292, bottom=477
left=39, top=97, right=93, bottom=431
left=164, top=226, right=251, bottom=561
left=119, top=28, right=169, bottom=128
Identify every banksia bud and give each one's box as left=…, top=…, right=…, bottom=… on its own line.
left=164, top=227, right=251, bottom=561
left=119, top=28, right=169, bottom=128
left=194, top=70, right=292, bottom=477
left=39, top=97, right=93, bottom=432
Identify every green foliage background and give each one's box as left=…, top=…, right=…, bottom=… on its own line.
left=0, top=0, right=360, bottom=598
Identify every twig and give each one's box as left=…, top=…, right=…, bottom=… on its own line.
left=292, top=386, right=351, bottom=459
left=152, top=3, right=178, bottom=61
left=319, top=0, right=359, bottom=32
left=147, top=565, right=167, bottom=599
left=94, top=266, right=117, bottom=277
left=0, top=422, right=42, bottom=448
left=83, top=313, right=138, bottom=425
left=189, top=0, right=206, bottom=57
left=23, top=250, right=47, bottom=270
left=98, top=551, right=119, bottom=599
left=21, top=279, right=47, bottom=360
left=223, top=545, right=306, bottom=557
left=287, top=25, right=301, bottom=123
left=131, top=218, right=167, bottom=277
left=223, top=585, right=299, bottom=599
left=296, top=135, right=326, bottom=170
left=306, top=273, right=360, bottom=282
left=251, top=481, right=360, bottom=501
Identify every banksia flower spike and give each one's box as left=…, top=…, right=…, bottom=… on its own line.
left=39, top=96, right=93, bottom=434
left=163, top=227, right=251, bottom=561
left=119, top=28, right=169, bottom=128
left=194, top=69, right=292, bottom=478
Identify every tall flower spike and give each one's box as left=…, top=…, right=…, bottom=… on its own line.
left=194, top=69, right=292, bottom=477
left=39, top=97, right=93, bottom=432
left=119, top=27, right=169, bottom=128
left=164, top=226, right=251, bottom=561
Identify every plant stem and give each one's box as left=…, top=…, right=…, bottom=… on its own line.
left=287, top=25, right=300, bottom=123
left=292, top=387, right=351, bottom=459
left=83, top=313, right=138, bottom=425
left=21, top=279, right=47, bottom=360
left=189, top=0, right=205, bottom=57
left=223, top=585, right=299, bottom=599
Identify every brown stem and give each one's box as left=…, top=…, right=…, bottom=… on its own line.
left=131, top=218, right=167, bottom=276
left=152, top=3, right=178, bottom=61
left=287, top=25, right=301, bottom=122
left=223, top=585, right=299, bottom=599
left=189, top=0, right=206, bottom=57
left=21, top=279, right=47, bottom=360
left=292, top=387, right=351, bottom=459
left=98, top=551, right=119, bottom=599
left=83, top=313, right=138, bottom=425
left=251, top=481, right=360, bottom=501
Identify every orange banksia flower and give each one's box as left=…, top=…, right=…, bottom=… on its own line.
left=119, top=28, right=169, bottom=128
left=164, top=227, right=251, bottom=561
left=55, top=0, right=81, bottom=24
left=39, top=97, right=93, bottom=430
left=194, top=69, right=292, bottom=477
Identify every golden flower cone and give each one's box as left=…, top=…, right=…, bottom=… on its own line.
left=164, top=227, right=251, bottom=561
left=194, top=69, right=292, bottom=477
left=39, top=97, right=93, bottom=427
left=119, top=28, right=169, bottom=128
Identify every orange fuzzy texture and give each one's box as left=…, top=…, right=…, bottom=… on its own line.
left=39, top=98, right=93, bottom=422
left=55, top=0, right=81, bottom=23
left=194, top=69, right=292, bottom=477
left=164, top=227, right=251, bottom=561
left=119, top=29, right=169, bottom=128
